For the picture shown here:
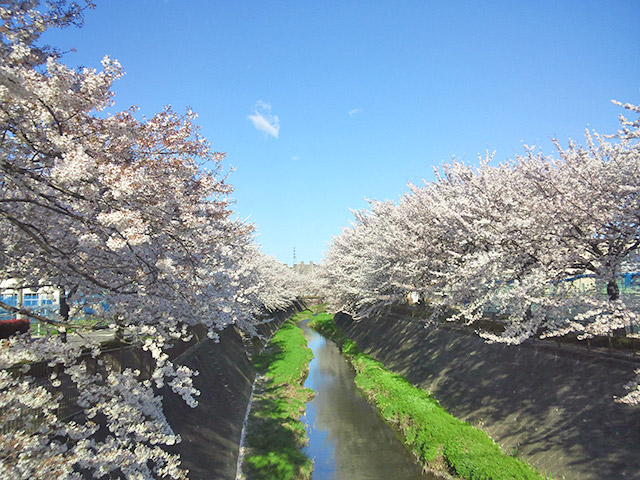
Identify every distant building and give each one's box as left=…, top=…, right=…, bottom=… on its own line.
left=0, top=279, right=59, bottom=322
left=293, top=261, right=316, bottom=275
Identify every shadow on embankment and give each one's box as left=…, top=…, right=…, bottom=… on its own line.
left=335, top=309, right=640, bottom=480
left=162, top=305, right=300, bottom=480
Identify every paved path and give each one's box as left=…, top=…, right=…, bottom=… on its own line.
left=33, top=328, right=130, bottom=348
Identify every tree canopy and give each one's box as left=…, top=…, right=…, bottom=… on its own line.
left=0, top=2, right=305, bottom=478
left=320, top=101, right=640, bottom=403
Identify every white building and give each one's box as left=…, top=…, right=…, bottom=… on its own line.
left=0, top=279, right=59, bottom=322
left=293, top=261, right=316, bottom=275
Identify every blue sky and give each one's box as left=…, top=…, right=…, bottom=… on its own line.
left=43, top=1, right=640, bottom=265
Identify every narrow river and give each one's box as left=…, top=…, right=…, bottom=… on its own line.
left=299, top=319, right=435, bottom=480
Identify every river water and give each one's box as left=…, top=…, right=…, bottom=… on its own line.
left=299, top=320, right=434, bottom=480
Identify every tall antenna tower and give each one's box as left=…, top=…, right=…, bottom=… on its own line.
left=293, top=247, right=297, bottom=267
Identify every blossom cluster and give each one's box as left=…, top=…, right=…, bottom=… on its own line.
left=0, top=1, right=305, bottom=478
left=319, top=102, right=640, bottom=402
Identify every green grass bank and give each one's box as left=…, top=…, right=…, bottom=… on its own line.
left=307, top=310, right=548, bottom=480
left=243, top=312, right=315, bottom=480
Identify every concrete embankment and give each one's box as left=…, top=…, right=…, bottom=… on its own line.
left=91, top=304, right=301, bottom=480
left=334, top=307, right=640, bottom=480
left=162, top=306, right=300, bottom=479
left=161, top=324, right=258, bottom=480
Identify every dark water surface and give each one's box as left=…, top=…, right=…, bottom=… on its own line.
left=299, top=320, right=434, bottom=480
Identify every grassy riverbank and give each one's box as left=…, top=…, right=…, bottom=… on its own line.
left=243, top=314, right=314, bottom=480
left=307, top=310, right=548, bottom=480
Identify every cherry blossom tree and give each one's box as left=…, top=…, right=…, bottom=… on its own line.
left=320, top=102, right=640, bottom=401
left=224, top=242, right=306, bottom=315
left=245, top=249, right=305, bottom=312
left=0, top=2, right=293, bottom=478
left=319, top=200, right=415, bottom=317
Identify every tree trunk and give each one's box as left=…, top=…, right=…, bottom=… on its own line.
left=607, top=278, right=627, bottom=338
left=607, top=278, right=620, bottom=301
left=58, top=288, right=69, bottom=343
left=115, top=316, right=125, bottom=342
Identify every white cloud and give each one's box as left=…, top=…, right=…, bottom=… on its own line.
left=292, top=155, right=300, bottom=162
left=348, top=108, right=361, bottom=117
left=248, top=101, right=280, bottom=138
left=256, top=100, right=272, bottom=111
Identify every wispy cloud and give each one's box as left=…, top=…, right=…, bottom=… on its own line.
left=248, top=101, right=280, bottom=138
left=348, top=107, right=362, bottom=117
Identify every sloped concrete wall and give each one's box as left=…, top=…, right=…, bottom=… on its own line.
left=335, top=309, right=640, bottom=480
left=163, top=306, right=298, bottom=480
left=162, top=325, right=255, bottom=480
left=25, top=305, right=302, bottom=479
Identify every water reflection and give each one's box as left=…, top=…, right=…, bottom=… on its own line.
left=300, top=320, right=433, bottom=480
